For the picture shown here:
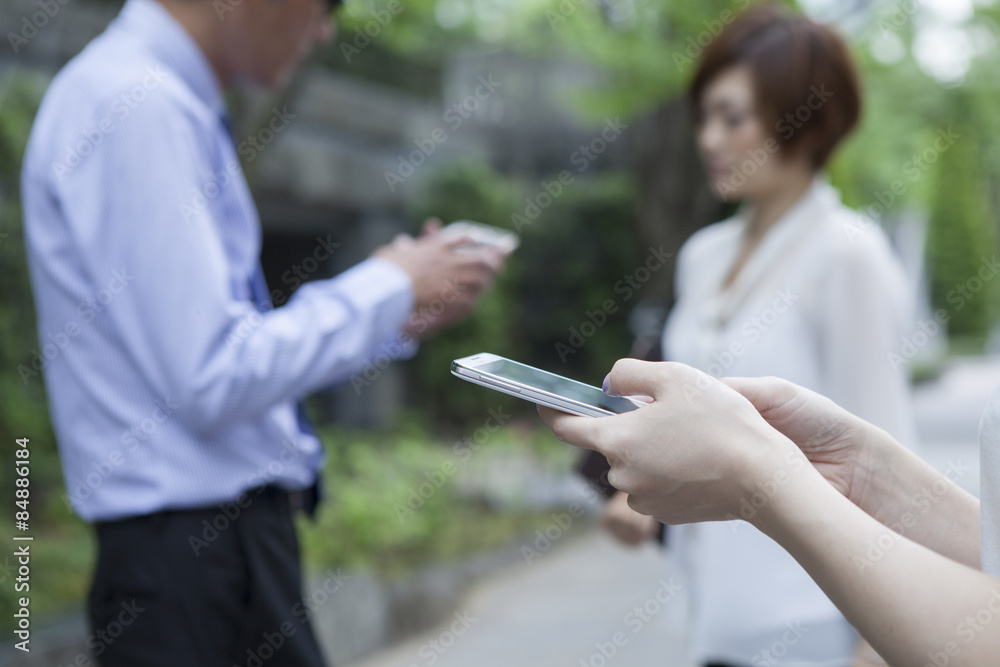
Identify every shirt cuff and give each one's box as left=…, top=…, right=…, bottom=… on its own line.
left=334, top=256, right=418, bottom=359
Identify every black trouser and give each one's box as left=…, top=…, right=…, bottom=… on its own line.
left=87, top=486, right=326, bottom=667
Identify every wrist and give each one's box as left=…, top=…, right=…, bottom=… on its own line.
left=732, top=429, right=820, bottom=527
left=742, top=434, right=835, bottom=538
left=844, top=416, right=901, bottom=515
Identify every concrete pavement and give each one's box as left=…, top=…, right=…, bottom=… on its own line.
left=347, top=531, right=690, bottom=667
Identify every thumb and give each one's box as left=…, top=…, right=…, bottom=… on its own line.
left=604, top=358, right=673, bottom=401
left=440, top=233, right=478, bottom=251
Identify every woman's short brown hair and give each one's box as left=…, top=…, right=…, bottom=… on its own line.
left=688, top=2, right=861, bottom=170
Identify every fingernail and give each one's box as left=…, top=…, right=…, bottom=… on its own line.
left=602, top=374, right=610, bottom=393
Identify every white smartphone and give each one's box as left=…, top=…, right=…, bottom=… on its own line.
left=451, top=353, right=643, bottom=418
left=441, top=220, right=520, bottom=253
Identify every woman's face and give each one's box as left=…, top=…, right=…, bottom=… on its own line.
left=696, top=65, right=811, bottom=202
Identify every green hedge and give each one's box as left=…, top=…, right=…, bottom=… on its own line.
left=925, top=103, right=999, bottom=350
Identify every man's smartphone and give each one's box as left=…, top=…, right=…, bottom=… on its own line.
left=441, top=220, right=520, bottom=253
left=451, top=353, right=642, bottom=418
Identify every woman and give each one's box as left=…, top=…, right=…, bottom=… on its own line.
left=599, top=4, right=918, bottom=666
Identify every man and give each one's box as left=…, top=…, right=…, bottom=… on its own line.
left=21, top=0, right=505, bottom=664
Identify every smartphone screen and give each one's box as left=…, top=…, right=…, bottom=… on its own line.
left=456, top=355, right=640, bottom=415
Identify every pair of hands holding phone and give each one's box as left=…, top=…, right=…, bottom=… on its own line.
left=539, top=359, right=886, bottom=531
left=546, top=359, right=994, bottom=667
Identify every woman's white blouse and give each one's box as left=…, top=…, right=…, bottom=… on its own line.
left=662, top=177, right=918, bottom=665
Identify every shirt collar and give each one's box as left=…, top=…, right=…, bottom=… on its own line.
left=733, top=175, right=839, bottom=241
left=707, top=174, right=839, bottom=324
left=111, top=0, right=227, bottom=117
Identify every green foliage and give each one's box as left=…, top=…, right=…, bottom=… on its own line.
left=364, top=0, right=800, bottom=120
left=925, top=96, right=999, bottom=349
left=0, top=71, right=54, bottom=448
left=828, top=49, right=946, bottom=212
left=297, top=419, right=576, bottom=577
left=0, top=69, right=95, bottom=635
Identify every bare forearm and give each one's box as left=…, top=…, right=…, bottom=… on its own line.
left=756, top=469, right=999, bottom=666
left=852, top=425, right=980, bottom=568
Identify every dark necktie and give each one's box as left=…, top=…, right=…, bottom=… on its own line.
left=247, top=261, right=317, bottom=440
left=244, top=182, right=322, bottom=518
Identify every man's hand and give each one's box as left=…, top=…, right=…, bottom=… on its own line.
left=602, top=490, right=659, bottom=546
left=719, top=376, right=888, bottom=511
left=539, top=359, right=809, bottom=525
left=374, top=218, right=508, bottom=339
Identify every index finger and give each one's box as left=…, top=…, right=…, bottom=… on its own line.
left=537, top=405, right=612, bottom=457
left=604, top=358, right=672, bottom=401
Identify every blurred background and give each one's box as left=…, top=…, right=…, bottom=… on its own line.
left=1, top=0, right=999, bottom=664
